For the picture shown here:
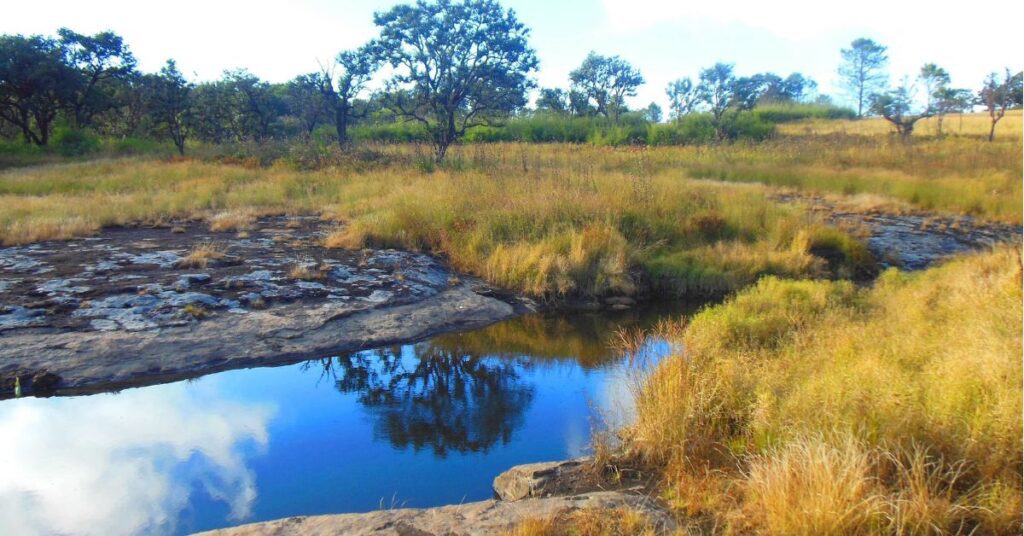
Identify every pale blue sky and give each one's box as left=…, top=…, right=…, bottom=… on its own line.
left=3, top=0, right=1021, bottom=112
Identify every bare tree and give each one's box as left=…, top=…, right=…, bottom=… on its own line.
left=977, top=69, right=1023, bottom=142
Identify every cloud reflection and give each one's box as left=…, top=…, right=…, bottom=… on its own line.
left=0, top=384, right=273, bottom=536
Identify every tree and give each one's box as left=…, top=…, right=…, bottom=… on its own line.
left=146, top=60, right=192, bottom=155
left=978, top=69, right=1023, bottom=142
left=375, top=0, right=538, bottom=162
left=931, top=86, right=972, bottom=136
left=535, top=87, right=569, bottom=114
left=569, top=52, right=644, bottom=123
left=869, top=82, right=931, bottom=140
left=838, top=38, right=888, bottom=117
left=318, top=45, right=379, bottom=146
left=0, top=34, right=77, bottom=145
left=779, top=73, right=817, bottom=102
left=57, top=28, right=137, bottom=128
left=284, top=73, right=330, bottom=136
left=918, top=63, right=950, bottom=111
left=644, top=102, right=662, bottom=123
left=695, top=62, right=736, bottom=141
left=666, top=77, right=699, bottom=119
left=223, top=69, right=284, bottom=141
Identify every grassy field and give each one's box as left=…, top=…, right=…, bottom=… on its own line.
left=614, top=247, right=1022, bottom=534
left=778, top=110, right=1023, bottom=139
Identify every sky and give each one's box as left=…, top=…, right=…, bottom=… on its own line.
left=2, top=0, right=1021, bottom=112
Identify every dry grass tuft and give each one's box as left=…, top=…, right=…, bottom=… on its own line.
left=177, top=242, right=225, bottom=269
left=507, top=507, right=657, bottom=536
left=288, top=262, right=328, bottom=281
left=209, top=209, right=256, bottom=232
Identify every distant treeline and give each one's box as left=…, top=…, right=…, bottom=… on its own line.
left=1, top=0, right=1021, bottom=161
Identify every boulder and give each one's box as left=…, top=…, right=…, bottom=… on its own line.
left=492, top=458, right=590, bottom=501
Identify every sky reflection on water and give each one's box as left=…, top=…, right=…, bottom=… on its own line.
left=0, top=307, right=688, bottom=535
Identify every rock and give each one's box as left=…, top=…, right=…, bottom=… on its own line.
left=604, top=296, right=636, bottom=307
left=174, top=273, right=211, bottom=290
left=30, top=371, right=61, bottom=395
left=493, top=459, right=591, bottom=501
left=195, top=490, right=674, bottom=536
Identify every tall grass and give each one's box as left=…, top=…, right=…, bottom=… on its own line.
left=623, top=247, right=1023, bottom=533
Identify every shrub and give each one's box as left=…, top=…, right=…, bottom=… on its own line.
left=51, top=127, right=101, bottom=156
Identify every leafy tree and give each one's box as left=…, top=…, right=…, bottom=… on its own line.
left=190, top=80, right=236, bottom=143
left=375, top=0, right=538, bottom=162
left=918, top=63, right=950, bottom=111
left=0, top=34, right=77, bottom=145
left=695, top=62, right=736, bottom=140
left=779, top=73, right=817, bottom=102
left=318, top=46, right=380, bottom=146
left=644, top=102, right=663, bottom=123
left=283, top=73, right=330, bottom=136
left=145, top=60, right=192, bottom=155
left=977, top=69, right=1023, bottom=142
left=869, top=82, right=931, bottom=140
left=567, top=89, right=594, bottom=117
left=838, top=38, right=888, bottom=117
left=666, top=77, right=700, bottom=119
left=535, top=87, right=569, bottom=114
left=57, top=28, right=137, bottom=128
left=930, top=86, right=972, bottom=136
left=569, top=52, right=644, bottom=123
left=223, top=69, right=284, bottom=141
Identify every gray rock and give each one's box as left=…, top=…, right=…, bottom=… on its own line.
left=195, top=490, right=674, bottom=536
left=364, top=290, right=393, bottom=304
left=159, top=291, right=220, bottom=307
left=493, top=459, right=590, bottom=501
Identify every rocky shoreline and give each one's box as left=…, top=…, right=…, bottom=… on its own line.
left=197, top=459, right=675, bottom=536
left=0, top=216, right=531, bottom=398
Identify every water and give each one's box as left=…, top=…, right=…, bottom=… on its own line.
left=0, top=305, right=694, bottom=535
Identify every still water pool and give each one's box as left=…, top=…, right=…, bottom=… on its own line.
left=0, top=306, right=693, bottom=535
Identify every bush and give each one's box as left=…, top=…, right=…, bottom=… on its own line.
left=51, top=127, right=101, bottom=156
left=753, top=102, right=857, bottom=123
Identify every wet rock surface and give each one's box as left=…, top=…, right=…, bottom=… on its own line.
left=0, top=216, right=526, bottom=397
left=783, top=194, right=1022, bottom=270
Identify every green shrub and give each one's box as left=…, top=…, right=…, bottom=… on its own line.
left=52, top=127, right=101, bottom=156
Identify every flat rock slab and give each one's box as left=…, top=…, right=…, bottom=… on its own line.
left=493, top=458, right=594, bottom=501
left=195, top=490, right=674, bottom=536
left=778, top=194, right=1023, bottom=271
left=0, top=217, right=526, bottom=397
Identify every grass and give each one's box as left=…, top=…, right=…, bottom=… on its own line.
left=778, top=110, right=1023, bottom=139
left=177, top=242, right=225, bottom=269
left=617, top=246, right=1022, bottom=534
left=0, top=149, right=878, bottom=300
left=507, top=507, right=658, bottom=536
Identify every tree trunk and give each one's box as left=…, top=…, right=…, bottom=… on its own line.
left=335, top=105, right=349, bottom=146
left=988, top=120, right=996, bottom=142
left=936, top=114, right=944, bottom=137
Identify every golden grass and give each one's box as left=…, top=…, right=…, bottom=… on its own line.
left=287, top=263, right=327, bottom=281
left=778, top=110, right=1023, bottom=140
left=177, top=242, right=225, bottom=269
left=507, top=507, right=657, bottom=536
left=0, top=132, right=1018, bottom=297
left=208, top=209, right=256, bottom=232
left=622, top=247, right=1023, bottom=534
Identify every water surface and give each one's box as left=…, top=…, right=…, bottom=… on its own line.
left=0, top=305, right=693, bottom=535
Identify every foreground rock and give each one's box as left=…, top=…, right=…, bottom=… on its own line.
left=198, top=490, right=672, bottom=536
left=0, top=217, right=528, bottom=397
left=198, top=459, right=673, bottom=536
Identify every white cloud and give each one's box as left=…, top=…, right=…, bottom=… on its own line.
left=0, top=385, right=274, bottom=536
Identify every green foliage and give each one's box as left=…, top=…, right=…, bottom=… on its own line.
left=51, top=127, right=101, bottom=156
left=752, top=103, right=856, bottom=123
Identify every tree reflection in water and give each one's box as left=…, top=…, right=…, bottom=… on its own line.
left=310, top=345, right=534, bottom=457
